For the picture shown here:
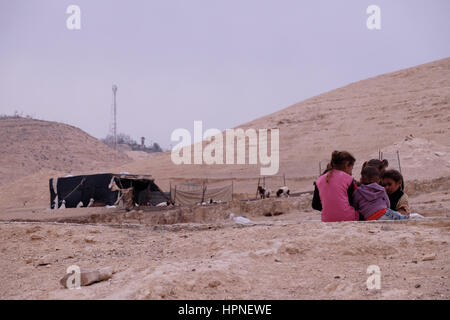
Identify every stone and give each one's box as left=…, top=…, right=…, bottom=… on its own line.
left=422, top=253, right=436, bottom=261
left=208, top=280, right=221, bottom=288
left=285, top=246, right=300, bottom=255
left=60, top=266, right=113, bottom=288
left=36, top=254, right=52, bottom=266
left=26, top=226, right=41, bottom=234
left=84, top=236, right=96, bottom=243
left=30, top=234, right=43, bottom=241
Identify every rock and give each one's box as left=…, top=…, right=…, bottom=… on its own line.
left=285, top=246, right=300, bottom=255
left=434, top=152, right=445, bottom=157
left=262, top=200, right=290, bottom=216
left=422, top=253, right=436, bottom=261
left=26, top=226, right=41, bottom=234
left=30, top=234, right=43, bottom=241
left=60, top=266, right=113, bottom=288
left=84, top=236, right=96, bottom=243
left=36, top=254, right=52, bottom=266
left=208, top=280, right=221, bottom=288
left=381, top=225, right=393, bottom=231
left=415, top=284, right=421, bottom=288
left=25, top=257, right=33, bottom=264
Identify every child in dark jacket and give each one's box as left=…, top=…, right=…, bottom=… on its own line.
left=353, top=166, right=409, bottom=221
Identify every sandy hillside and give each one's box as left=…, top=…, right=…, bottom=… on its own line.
left=110, top=58, right=450, bottom=194
left=0, top=117, right=131, bottom=185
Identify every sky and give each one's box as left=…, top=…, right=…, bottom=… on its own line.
left=1, top=0, right=449, bottom=149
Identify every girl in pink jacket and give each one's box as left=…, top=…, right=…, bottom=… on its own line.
left=312, top=151, right=359, bottom=222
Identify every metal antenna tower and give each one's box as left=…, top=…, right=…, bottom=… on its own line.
left=112, top=85, right=118, bottom=150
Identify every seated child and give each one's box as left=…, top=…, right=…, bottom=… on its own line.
left=353, top=166, right=408, bottom=221
left=382, top=169, right=410, bottom=216
left=312, top=150, right=359, bottom=222
left=361, top=159, right=389, bottom=176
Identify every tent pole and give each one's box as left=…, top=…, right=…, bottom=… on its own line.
left=231, top=180, right=234, bottom=201
left=256, top=177, right=260, bottom=199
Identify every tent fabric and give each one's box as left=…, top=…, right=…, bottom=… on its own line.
left=171, top=185, right=232, bottom=206
left=49, top=173, right=167, bottom=209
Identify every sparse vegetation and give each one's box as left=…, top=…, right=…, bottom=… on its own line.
left=102, top=133, right=163, bottom=153
left=0, top=111, right=35, bottom=120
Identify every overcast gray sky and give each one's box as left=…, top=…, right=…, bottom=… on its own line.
left=1, top=0, right=449, bottom=149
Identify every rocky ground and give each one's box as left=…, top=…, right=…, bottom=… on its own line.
left=0, top=194, right=448, bottom=300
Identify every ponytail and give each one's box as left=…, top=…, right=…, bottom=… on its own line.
left=325, top=150, right=355, bottom=184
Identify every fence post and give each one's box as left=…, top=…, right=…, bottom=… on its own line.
left=231, top=180, right=234, bottom=201
left=397, top=150, right=402, bottom=174
left=174, top=186, right=177, bottom=205
left=256, top=177, right=260, bottom=199
left=201, top=182, right=206, bottom=203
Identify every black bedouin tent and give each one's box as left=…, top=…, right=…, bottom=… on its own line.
left=49, top=173, right=170, bottom=209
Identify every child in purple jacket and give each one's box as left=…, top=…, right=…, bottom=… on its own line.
left=353, top=166, right=409, bottom=221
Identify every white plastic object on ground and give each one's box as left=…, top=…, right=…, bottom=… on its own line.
left=229, top=213, right=251, bottom=224
left=156, top=202, right=168, bottom=207
left=410, top=213, right=425, bottom=219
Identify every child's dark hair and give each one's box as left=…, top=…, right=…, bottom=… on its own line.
left=326, top=150, right=356, bottom=183
left=361, top=166, right=380, bottom=184
left=362, top=159, right=388, bottom=174
left=382, top=169, right=405, bottom=191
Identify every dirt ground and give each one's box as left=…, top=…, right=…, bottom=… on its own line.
left=0, top=195, right=448, bottom=300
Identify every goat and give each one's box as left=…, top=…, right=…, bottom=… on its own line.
left=276, top=186, right=290, bottom=197
left=257, top=186, right=271, bottom=199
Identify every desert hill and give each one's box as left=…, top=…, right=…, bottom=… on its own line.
left=114, top=58, right=450, bottom=193
left=0, top=117, right=130, bottom=185
left=0, top=58, right=448, bottom=209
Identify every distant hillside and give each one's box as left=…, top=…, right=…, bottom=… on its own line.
left=114, top=57, right=450, bottom=193
left=0, top=117, right=131, bottom=185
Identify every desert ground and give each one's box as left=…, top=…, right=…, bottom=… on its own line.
left=0, top=58, right=449, bottom=299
